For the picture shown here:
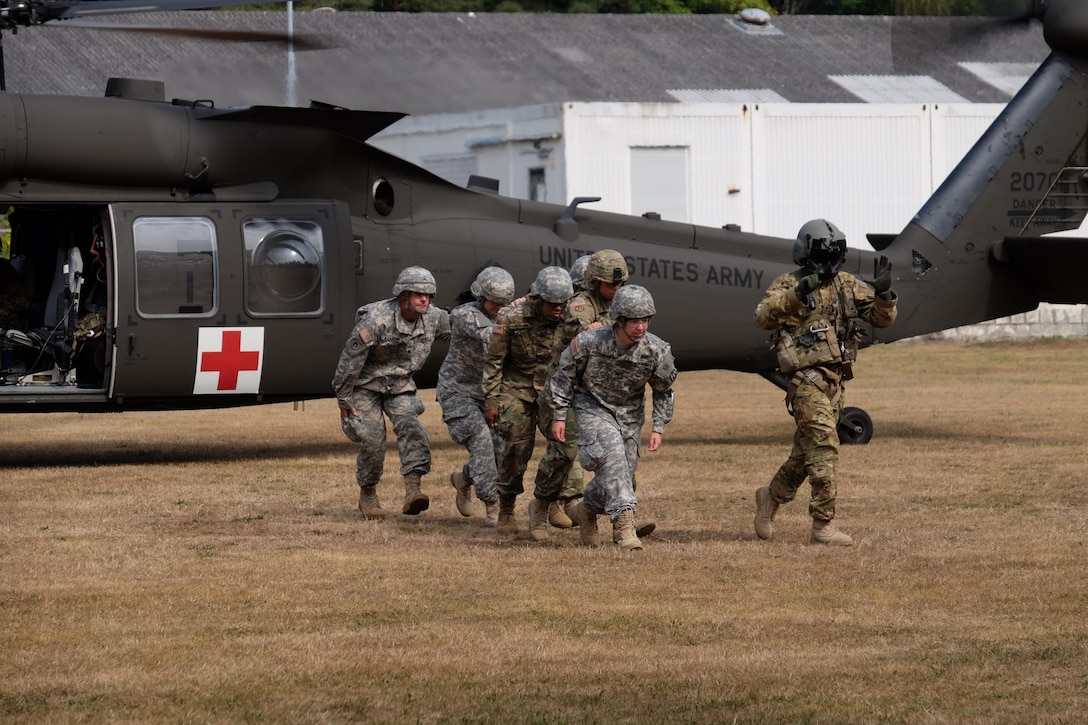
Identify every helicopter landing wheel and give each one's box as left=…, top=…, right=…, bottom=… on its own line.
left=838, top=406, right=873, bottom=445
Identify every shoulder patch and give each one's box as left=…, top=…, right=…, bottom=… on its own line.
left=492, top=324, right=505, bottom=335
left=358, top=327, right=374, bottom=345
left=569, top=298, right=586, bottom=309
left=569, top=337, right=580, bottom=356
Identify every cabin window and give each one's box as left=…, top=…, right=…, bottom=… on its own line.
left=372, top=179, right=395, bottom=217
left=243, top=219, right=324, bottom=316
left=133, top=217, right=218, bottom=317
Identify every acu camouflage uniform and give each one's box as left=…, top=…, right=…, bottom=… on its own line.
left=754, top=270, right=896, bottom=521
left=482, top=296, right=569, bottom=500
left=333, top=297, right=450, bottom=490
left=547, top=326, right=676, bottom=520
left=437, top=299, right=502, bottom=504
left=532, top=285, right=616, bottom=500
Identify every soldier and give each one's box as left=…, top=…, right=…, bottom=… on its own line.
left=439, top=267, right=516, bottom=527
left=753, top=219, right=897, bottom=546
left=541, top=253, right=593, bottom=527
left=568, top=254, right=592, bottom=293
left=332, top=265, right=451, bottom=521
left=541, top=249, right=653, bottom=538
left=548, top=285, right=676, bottom=551
left=482, top=266, right=573, bottom=539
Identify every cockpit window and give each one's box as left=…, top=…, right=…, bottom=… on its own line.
left=133, top=217, right=218, bottom=317
left=243, top=219, right=324, bottom=316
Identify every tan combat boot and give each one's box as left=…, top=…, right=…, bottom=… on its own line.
left=450, top=471, right=474, bottom=517
left=754, top=486, right=778, bottom=540
left=567, top=501, right=601, bottom=546
left=497, top=496, right=518, bottom=534
left=528, top=497, right=551, bottom=541
left=549, top=499, right=573, bottom=528
left=483, top=499, right=500, bottom=528
left=358, top=486, right=387, bottom=520
left=615, top=516, right=656, bottom=543
left=402, top=472, right=429, bottom=515
left=811, top=519, right=853, bottom=546
left=612, top=509, right=643, bottom=551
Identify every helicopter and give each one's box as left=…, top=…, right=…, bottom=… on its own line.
left=0, top=0, right=1085, bottom=447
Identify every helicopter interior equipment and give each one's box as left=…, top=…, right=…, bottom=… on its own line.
left=0, top=0, right=1085, bottom=450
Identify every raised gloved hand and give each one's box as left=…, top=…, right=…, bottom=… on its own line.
left=795, top=273, right=820, bottom=299
left=871, top=255, right=893, bottom=298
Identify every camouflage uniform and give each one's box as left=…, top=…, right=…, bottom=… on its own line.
left=755, top=270, right=896, bottom=521
left=333, top=296, right=450, bottom=490
left=547, top=325, right=677, bottom=520
left=532, top=285, right=614, bottom=501
left=482, top=296, right=569, bottom=500
left=537, top=253, right=626, bottom=502
left=437, top=299, right=502, bottom=504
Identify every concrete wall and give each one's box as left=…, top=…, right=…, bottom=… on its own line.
left=919, top=303, right=1088, bottom=342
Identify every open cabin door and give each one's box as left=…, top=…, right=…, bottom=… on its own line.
left=111, top=201, right=353, bottom=408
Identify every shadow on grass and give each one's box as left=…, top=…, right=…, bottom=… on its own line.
left=2, top=433, right=469, bottom=468
left=0, top=440, right=352, bottom=468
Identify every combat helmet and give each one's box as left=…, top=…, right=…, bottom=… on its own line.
left=793, top=219, right=847, bottom=279
left=528, top=266, right=574, bottom=304
left=392, top=265, right=437, bottom=296
left=569, top=255, right=592, bottom=292
left=470, top=266, right=516, bottom=305
left=611, top=284, right=656, bottom=320
left=585, top=249, right=629, bottom=285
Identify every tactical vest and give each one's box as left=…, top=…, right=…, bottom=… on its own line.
left=773, top=272, right=863, bottom=380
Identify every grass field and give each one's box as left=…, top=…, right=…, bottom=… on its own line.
left=2, top=339, right=1087, bottom=723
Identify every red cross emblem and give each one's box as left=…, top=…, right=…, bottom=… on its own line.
left=194, top=327, right=265, bottom=395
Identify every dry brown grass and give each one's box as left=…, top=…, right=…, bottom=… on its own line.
left=2, top=339, right=1087, bottom=723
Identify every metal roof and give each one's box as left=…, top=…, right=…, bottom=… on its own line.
left=3, top=11, right=1050, bottom=113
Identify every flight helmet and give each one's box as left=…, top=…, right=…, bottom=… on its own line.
left=793, top=219, right=847, bottom=279
left=391, top=265, right=437, bottom=296
left=528, top=266, right=574, bottom=304
left=470, top=266, right=516, bottom=306
left=569, top=255, right=592, bottom=292
left=611, top=284, right=656, bottom=320
left=585, top=249, right=629, bottom=285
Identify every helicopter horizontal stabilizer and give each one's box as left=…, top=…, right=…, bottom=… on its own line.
left=992, top=236, right=1088, bottom=305
left=203, top=106, right=406, bottom=144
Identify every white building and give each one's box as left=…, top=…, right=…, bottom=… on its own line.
left=372, top=101, right=1005, bottom=247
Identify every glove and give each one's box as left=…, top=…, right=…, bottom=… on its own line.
left=795, top=273, right=820, bottom=299
left=871, top=255, right=893, bottom=298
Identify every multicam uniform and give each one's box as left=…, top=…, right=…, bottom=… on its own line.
left=333, top=297, right=450, bottom=489
left=482, top=297, right=569, bottom=500
left=754, top=270, right=896, bottom=520
left=437, top=299, right=501, bottom=503
left=547, top=325, right=676, bottom=520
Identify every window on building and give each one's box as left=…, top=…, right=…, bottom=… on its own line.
left=133, top=217, right=218, bottom=317
left=529, top=168, right=547, bottom=202
left=630, top=147, right=690, bottom=223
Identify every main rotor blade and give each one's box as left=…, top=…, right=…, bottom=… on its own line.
left=52, top=0, right=287, bottom=21
left=57, top=20, right=333, bottom=50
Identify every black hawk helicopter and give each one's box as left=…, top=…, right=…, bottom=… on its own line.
left=0, top=0, right=1085, bottom=446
